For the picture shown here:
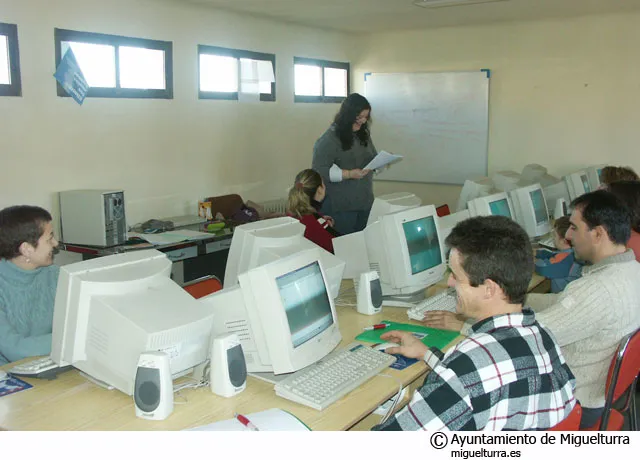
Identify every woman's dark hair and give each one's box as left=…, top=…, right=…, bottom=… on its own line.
left=600, top=166, right=639, bottom=185
left=0, top=205, right=52, bottom=259
left=553, top=216, right=571, bottom=241
left=606, top=180, right=640, bottom=233
left=333, top=93, right=372, bottom=151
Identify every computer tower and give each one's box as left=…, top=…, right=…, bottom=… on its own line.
left=59, top=189, right=127, bottom=246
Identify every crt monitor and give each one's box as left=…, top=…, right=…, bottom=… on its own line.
left=364, top=205, right=447, bottom=297
left=542, top=180, right=571, bottom=218
left=201, top=248, right=341, bottom=375
left=467, top=192, right=515, bottom=219
left=508, top=184, right=551, bottom=238
left=50, top=249, right=214, bottom=395
left=223, top=217, right=345, bottom=300
left=455, top=177, right=494, bottom=212
left=367, top=192, right=422, bottom=225
left=586, top=164, right=606, bottom=190
left=563, top=170, right=592, bottom=201
left=492, top=170, right=521, bottom=193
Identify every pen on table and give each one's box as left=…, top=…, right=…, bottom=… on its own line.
left=235, top=412, right=260, bottom=431
left=363, top=323, right=390, bottom=331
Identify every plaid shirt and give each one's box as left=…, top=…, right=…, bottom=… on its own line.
left=374, top=309, right=576, bottom=431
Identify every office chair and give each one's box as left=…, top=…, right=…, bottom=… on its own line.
left=548, top=402, right=582, bottom=431
left=183, top=275, right=223, bottom=299
left=583, top=328, right=640, bottom=431
left=436, top=204, right=451, bottom=217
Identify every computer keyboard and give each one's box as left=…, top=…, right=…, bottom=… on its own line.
left=538, top=236, right=556, bottom=249
left=9, top=357, right=72, bottom=380
left=274, top=343, right=397, bottom=411
left=407, top=288, right=458, bottom=321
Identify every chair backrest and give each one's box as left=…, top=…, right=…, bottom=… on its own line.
left=436, top=204, right=451, bottom=217
left=183, top=275, right=223, bottom=299
left=548, top=402, right=581, bottom=431
left=599, top=328, right=640, bottom=429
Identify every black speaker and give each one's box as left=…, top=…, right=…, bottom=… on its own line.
left=133, top=351, right=174, bottom=420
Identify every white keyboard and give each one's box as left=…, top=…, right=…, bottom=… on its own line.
left=9, top=357, right=71, bottom=379
left=274, top=343, right=397, bottom=411
left=407, top=288, right=458, bottom=321
left=538, top=236, right=556, bottom=249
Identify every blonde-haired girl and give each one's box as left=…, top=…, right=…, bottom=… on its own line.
left=287, top=169, right=340, bottom=253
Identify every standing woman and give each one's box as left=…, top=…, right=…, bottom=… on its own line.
left=312, top=93, right=376, bottom=235
left=287, top=169, right=340, bottom=254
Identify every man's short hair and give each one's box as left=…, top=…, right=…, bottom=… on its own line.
left=445, top=216, right=533, bottom=304
left=0, top=205, right=52, bottom=259
left=571, top=190, right=631, bottom=245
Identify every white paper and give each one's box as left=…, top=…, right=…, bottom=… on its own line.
left=364, top=150, right=403, bottom=171
left=329, top=163, right=343, bottom=182
left=186, top=408, right=309, bottom=431
left=128, top=230, right=211, bottom=245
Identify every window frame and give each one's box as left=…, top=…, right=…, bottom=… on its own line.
left=293, top=57, right=350, bottom=103
left=197, top=44, right=276, bottom=102
left=54, top=28, right=173, bottom=99
left=0, top=22, right=22, bottom=97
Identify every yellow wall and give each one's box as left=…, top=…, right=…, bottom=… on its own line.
left=0, top=0, right=352, bottom=225
left=354, top=12, right=640, bottom=208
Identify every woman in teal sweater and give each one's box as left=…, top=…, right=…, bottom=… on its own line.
left=0, top=205, right=60, bottom=365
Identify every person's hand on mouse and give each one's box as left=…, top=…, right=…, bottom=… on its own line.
left=379, top=330, right=428, bottom=359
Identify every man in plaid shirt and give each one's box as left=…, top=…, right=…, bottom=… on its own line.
left=373, top=216, right=576, bottom=431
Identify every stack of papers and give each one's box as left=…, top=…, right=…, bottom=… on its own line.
left=128, top=230, right=212, bottom=245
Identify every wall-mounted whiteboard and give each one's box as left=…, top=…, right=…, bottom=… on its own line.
left=364, top=70, right=490, bottom=184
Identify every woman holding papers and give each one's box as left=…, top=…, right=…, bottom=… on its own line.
left=312, top=93, right=377, bottom=235
left=287, top=169, right=340, bottom=254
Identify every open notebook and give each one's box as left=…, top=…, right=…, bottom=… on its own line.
left=186, top=408, right=310, bottom=431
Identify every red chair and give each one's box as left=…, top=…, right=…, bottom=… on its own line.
left=436, top=204, right=451, bottom=217
left=183, top=275, right=223, bottom=299
left=549, top=402, right=582, bottom=430
left=583, top=328, right=640, bottom=431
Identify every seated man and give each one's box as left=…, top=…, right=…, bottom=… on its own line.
left=373, top=216, right=576, bottom=431
left=424, top=191, right=640, bottom=429
left=0, top=205, right=60, bottom=365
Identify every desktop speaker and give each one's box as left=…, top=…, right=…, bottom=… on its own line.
left=357, top=271, right=383, bottom=315
left=133, top=351, right=174, bottom=421
left=210, top=333, right=247, bottom=397
left=554, top=198, right=568, bottom=220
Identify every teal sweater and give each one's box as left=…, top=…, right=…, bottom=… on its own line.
left=0, top=259, right=59, bottom=365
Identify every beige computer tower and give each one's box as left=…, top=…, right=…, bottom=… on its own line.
left=59, top=189, right=127, bottom=246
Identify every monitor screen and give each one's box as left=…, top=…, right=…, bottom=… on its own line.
left=489, top=198, right=512, bottom=218
left=580, top=174, right=591, bottom=193
left=402, top=216, right=442, bottom=275
left=277, top=261, right=333, bottom=348
left=529, top=189, right=547, bottom=225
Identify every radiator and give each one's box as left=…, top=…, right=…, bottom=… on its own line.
left=258, top=198, right=287, bottom=214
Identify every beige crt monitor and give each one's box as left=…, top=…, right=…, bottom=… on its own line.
left=367, top=192, right=422, bottom=225
left=200, top=248, right=341, bottom=375
left=51, top=250, right=214, bottom=395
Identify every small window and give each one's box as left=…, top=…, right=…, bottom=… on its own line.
left=294, top=57, right=349, bottom=103
left=0, top=23, right=22, bottom=97
left=54, top=28, right=173, bottom=99
left=198, top=45, right=276, bottom=102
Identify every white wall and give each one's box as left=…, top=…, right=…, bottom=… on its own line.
left=354, top=12, right=640, bottom=208
left=0, top=0, right=352, bottom=228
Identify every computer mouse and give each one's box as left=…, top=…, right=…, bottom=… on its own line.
left=374, top=342, right=397, bottom=353
left=0, top=370, right=9, bottom=381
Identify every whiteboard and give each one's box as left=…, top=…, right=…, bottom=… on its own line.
left=364, top=71, right=490, bottom=184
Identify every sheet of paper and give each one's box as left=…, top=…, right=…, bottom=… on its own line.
left=128, top=230, right=211, bottom=245
left=364, top=150, right=403, bottom=171
left=186, top=408, right=309, bottom=431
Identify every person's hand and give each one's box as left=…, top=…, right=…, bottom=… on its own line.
left=349, top=168, right=371, bottom=179
left=325, top=216, right=335, bottom=227
left=422, top=311, right=465, bottom=332
left=379, top=330, right=428, bottom=359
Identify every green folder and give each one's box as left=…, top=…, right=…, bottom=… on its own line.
left=355, top=320, right=460, bottom=350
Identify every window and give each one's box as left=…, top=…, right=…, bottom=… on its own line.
left=294, top=57, right=349, bottom=103
left=198, top=45, right=276, bottom=101
left=0, top=23, right=22, bottom=97
left=54, top=28, right=173, bottom=99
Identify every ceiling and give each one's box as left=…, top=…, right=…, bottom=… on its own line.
left=173, top=0, right=640, bottom=33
